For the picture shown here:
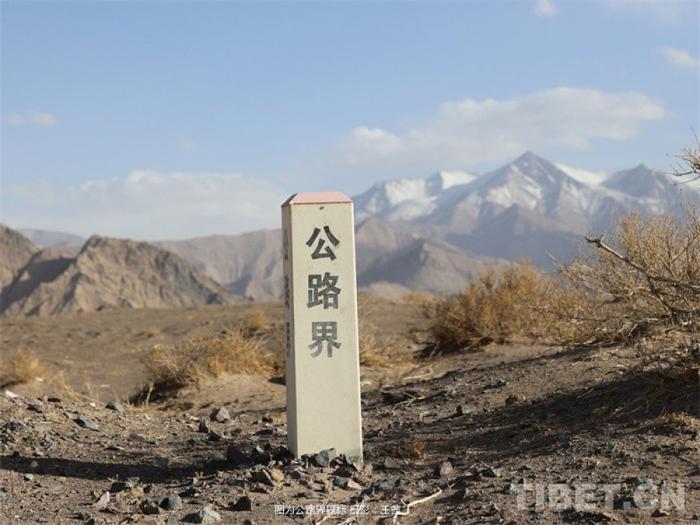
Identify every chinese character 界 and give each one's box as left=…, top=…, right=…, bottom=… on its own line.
left=309, top=321, right=341, bottom=357
left=306, top=226, right=340, bottom=260
left=307, top=272, right=341, bottom=309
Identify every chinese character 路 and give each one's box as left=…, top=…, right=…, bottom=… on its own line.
left=308, top=321, right=341, bottom=357
left=306, top=225, right=340, bottom=260
left=307, top=272, right=341, bottom=309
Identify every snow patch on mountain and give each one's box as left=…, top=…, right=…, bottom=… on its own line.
left=555, top=163, right=609, bottom=186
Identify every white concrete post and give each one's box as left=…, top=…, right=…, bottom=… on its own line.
left=281, top=192, right=363, bottom=460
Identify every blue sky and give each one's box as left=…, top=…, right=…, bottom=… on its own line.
left=1, top=0, right=699, bottom=239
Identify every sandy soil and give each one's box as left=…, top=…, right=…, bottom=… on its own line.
left=0, top=302, right=698, bottom=524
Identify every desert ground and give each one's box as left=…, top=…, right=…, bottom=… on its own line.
left=1, top=298, right=697, bottom=525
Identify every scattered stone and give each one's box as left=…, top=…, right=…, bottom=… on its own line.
left=110, top=477, right=139, bottom=492
left=333, top=477, right=362, bottom=490
left=105, top=400, right=125, bottom=413
left=94, top=491, right=110, bottom=510
left=652, top=508, right=669, bottom=518
left=251, top=468, right=274, bottom=486
left=382, top=457, right=401, bottom=470
left=374, top=478, right=400, bottom=491
left=198, top=420, right=211, bottom=434
left=160, top=494, right=182, bottom=511
left=75, top=416, right=99, bottom=431
left=140, top=499, right=160, bottom=515
left=208, top=450, right=226, bottom=462
left=481, top=466, right=503, bottom=478
left=490, top=378, right=508, bottom=388
left=456, top=404, right=477, bottom=416
left=311, top=448, right=336, bottom=468
left=23, top=473, right=34, bottom=481
left=192, top=506, right=221, bottom=523
left=210, top=407, right=230, bottom=423
left=231, top=495, right=253, bottom=511
left=207, top=430, right=224, bottom=442
left=27, top=403, right=44, bottom=413
left=437, top=461, right=454, bottom=478
left=269, top=468, right=284, bottom=484
left=226, top=445, right=248, bottom=466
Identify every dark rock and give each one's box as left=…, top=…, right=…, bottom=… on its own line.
left=481, top=466, right=502, bottom=478
left=198, top=420, right=211, bottom=434
left=207, top=430, right=224, bottom=442
left=226, top=445, right=249, bottom=466
left=140, top=499, right=160, bottom=515
left=75, top=416, right=99, bottom=431
left=160, top=494, right=182, bottom=511
left=374, top=478, right=400, bottom=491
left=210, top=407, right=230, bottom=423
left=110, top=477, right=139, bottom=492
left=311, top=448, right=336, bottom=468
left=456, top=404, right=477, bottom=416
left=490, top=378, right=508, bottom=388
left=231, top=495, right=253, bottom=511
left=105, top=400, right=125, bottom=413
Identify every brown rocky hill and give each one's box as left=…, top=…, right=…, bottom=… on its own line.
left=0, top=224, right=37, bottom=288
left=155, top=229, right=283, bottom=300
left=1, top=235, right=237, bottom=317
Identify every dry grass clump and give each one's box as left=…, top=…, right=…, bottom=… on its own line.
left=651, top=411, right=699, bottom=435
left=241, top=308, right=270, bottom=335
left=0, top=349, right=46, bottom=389
left=135, top=326, right=276, bottom=403
left=423, top=261, right=559, bottom=352
left=359, top=321, right=404, bottom=367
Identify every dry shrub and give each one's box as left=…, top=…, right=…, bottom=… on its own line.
left=0, top=350, right=46, bottom=389
left=423, top=261, right=558, bottom=352
left=558, top=210, right=700, bottom=346
left=135, top=326, right=276, bottom=403
left=424, top=208, right=700, bottom=356
left=241, top=308, right=270, bottom=335
left=359, top=321, right=404, bottom=367
left=651, top=411, right=699, bottom=434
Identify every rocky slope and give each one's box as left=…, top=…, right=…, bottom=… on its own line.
left=1, top=236, right=236, bottom=317
left=0, top=225, right=37, bottom=288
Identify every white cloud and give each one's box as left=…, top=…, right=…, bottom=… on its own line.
left=656, top=46, right=700, bottom=69
left=3, top=170, right=288, bottom=239
left=339, top=87, right=669, bottom=169
left=3, top=111, right=56, bottom=127
left=533, top=0, right=558, bottom=17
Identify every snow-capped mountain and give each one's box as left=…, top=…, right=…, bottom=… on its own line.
left=354, top=170, right=477, bottom=222
left=353, top=151, right=699, bottom=269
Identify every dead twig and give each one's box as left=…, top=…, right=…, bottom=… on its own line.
left=392, top=489, right=443, bottom=523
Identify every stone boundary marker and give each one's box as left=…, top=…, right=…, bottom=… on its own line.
left=281, top=192, right=363, bottom=460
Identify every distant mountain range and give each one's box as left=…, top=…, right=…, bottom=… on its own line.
left=3, top=152, right=698, bottom=315
left=1, top=235, right=235, bottom=316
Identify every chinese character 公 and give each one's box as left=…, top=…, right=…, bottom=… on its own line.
left=306, top=226, right=340, bottom=260
left=307, top=272, right=341, bottom=309
left=309, top=321, right=341, bottom=357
